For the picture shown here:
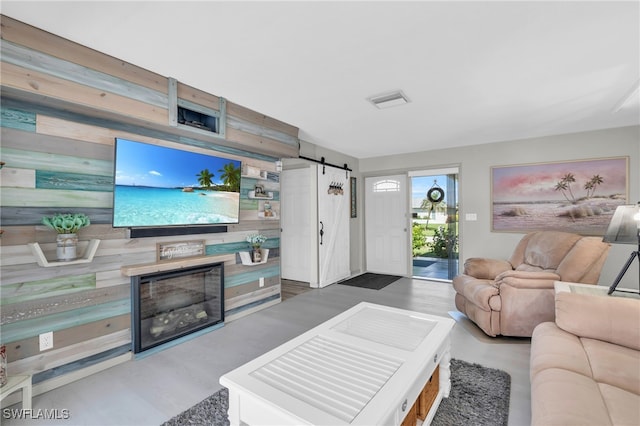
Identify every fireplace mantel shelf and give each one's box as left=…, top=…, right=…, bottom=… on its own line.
left=121, top=253, right=234, bottom=277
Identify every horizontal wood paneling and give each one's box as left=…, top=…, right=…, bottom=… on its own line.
left=0, top=166, right=35, bottom=188
left=36, top=115, right=119, bottom=145
left=225, top=263, right=281, bottom=288
left=0, top=146, right=113, bottom=175
left=177, top=81, right=220, bottom=112
left=0, top=15, right=298, bottom=389
left=225, top=294, right=281, bottom=321
left=2, top=40, right=168, bottom=108
left=225, top=284, right=280, bottom=311
left=36, top=170, right=114, bottom=192
left=5, top=317, right=130, bottom=363
left=227, top=101, right=298, bottom=138
left=225, top=275, right=280, bottom=299
left=1, top=299, right=130, bottom=343
left=0, top=273, right=96, bottom=306
left=0, top=15, right=168, bottom=94
left=1, top=127, right=114, bottom=160
left=1, top=283, right=129, bottom=325
left=0, top=218, right=118, bottom=239
left=2, top=62, right=168, bottom=125
left=1, top=187, right=112, bottom=208
left=226, top=127, right=298, bottom=159
left=0, top=107, right=36, bottom=131
left=227, top=114, right=299, bottom=147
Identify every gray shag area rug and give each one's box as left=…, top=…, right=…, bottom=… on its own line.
left=161, top=358, right=510, bottom=426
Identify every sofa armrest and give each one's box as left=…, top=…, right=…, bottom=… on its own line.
left=495, top=270, right=561, bottom=289
left=555, top=291, right=640, bottom=351
left=463, top=258, right=512, bottom=280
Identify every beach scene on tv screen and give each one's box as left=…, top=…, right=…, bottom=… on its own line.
left=113, top=139, right=241, bottom=227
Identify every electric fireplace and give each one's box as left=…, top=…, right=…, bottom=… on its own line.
left=131, top=262, right=224, bottom=354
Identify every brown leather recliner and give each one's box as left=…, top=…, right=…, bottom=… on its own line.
left=452, top=231, right=611, bottom=337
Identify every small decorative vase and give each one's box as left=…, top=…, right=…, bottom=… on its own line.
left=251, top=246, right=262, bottom=263
left=56, top=233, right=78, bottom=261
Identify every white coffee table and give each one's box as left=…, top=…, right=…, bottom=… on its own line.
left=220, top=302, right=455, bottom=425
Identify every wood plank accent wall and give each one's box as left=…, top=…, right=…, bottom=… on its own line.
left=0, top=14, right=299, bottom=393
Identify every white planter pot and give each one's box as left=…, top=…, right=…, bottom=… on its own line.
left=56, top=233, right=78, bottom=261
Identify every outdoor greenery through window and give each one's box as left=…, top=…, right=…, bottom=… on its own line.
left=411, top=173, right=459, bottom=280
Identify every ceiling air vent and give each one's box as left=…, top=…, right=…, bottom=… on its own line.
left=368, top=90, right=410, bottom=109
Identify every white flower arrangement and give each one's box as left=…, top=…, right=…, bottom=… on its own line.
left=246, top=233, right=267, bottom=247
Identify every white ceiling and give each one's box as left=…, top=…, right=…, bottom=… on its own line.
left=2, top=1, right=639, bottom=159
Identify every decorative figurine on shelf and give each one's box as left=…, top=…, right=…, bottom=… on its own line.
left=254, top=184, right=266, bottom=197
left=42, top=213, right=91, bottom=261
left=264, top=201, right=273, bottom=217
left=246, top=233, right=267, bottom=263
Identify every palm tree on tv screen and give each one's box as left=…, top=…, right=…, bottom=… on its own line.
left=196, top=169, right=214, bottom=189
left=219, top=163, right=241, bottom=192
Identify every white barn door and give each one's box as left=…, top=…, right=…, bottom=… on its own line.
left=280, top=168, right=312, bottom=283
left=317, top=165, right=350, bottom=287
left=365, top=175, right=408, bottom=276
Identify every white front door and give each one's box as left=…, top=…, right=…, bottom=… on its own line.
left=317, top=165, right=350, bottom=287
left=365, top=175, right=408, bottom=276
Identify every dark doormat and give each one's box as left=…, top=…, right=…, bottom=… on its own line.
left=337, top=273, right=402, bottom=290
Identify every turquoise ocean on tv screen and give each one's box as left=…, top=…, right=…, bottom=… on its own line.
left=113, top=186, right=239, bottom=227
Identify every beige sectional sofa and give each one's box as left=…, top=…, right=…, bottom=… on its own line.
left=530, top=288, right=640, bottom=425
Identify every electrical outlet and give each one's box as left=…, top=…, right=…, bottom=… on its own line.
left=39, top=331, right=54, bottom=351
left=259, top=277, right=265, bottom=287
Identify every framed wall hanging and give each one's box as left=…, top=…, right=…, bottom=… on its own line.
left=350, top=177, right=357, bottom=218
left=491, top=156, right=628, bottom=235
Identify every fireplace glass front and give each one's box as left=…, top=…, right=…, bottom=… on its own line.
left=132, top=262, right=224, bottom=354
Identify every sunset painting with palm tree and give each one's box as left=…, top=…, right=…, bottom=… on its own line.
left=492, top=157, right=627, bottom=235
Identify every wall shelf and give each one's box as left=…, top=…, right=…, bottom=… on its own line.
left=258, top=212, right=279, bottom=220
left=239, top=249, right=269, bottom=266
left=28, top=239, right=101, bottom=267
left=248, top=190, right=274, bottom=200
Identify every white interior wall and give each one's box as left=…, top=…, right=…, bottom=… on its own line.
left=359, top=125, right=640, bottom=290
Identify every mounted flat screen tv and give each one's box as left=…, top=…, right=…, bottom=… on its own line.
left=112, top=138, right=241, bottom=228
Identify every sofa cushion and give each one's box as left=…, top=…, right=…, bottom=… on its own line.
left=511, top=231, right=582, bottom=270
left=582, top=337, right=640, bottom=395
left=530, top=322, right=592, bottom=380
left=555, top=291, right=640, bottom=351
left=531, top=368, right=613, bottom=426
left=556, top=237, right=612, bottom=283
left=599, top=383, right=640, bottom=426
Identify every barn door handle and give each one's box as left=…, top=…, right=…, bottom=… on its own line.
left=319, top=221, right=324, bottom=245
